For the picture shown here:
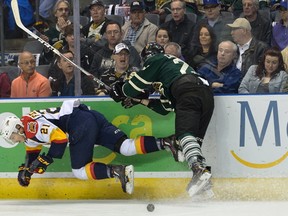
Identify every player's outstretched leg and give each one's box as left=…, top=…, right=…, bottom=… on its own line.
left=108, top=164, right=134, bottom=194
left=178, top=135, right=212, bottom=197
left=186, top=156, right=212, bottom=197
left=159, top=135, right=185, bottom=162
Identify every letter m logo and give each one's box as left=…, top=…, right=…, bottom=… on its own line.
left=238, top=101, right=280, bottom=147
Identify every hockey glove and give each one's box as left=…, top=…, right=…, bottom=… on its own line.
left=28, top=153, right=54, bottom=174
left=121, top=98, right=141, bottom=109
left=18, top=164, right=32, bottom=187
left=109, top=82, right=126, bottom=103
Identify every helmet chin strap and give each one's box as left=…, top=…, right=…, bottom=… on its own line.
left=18, top=128, right=26, bottom=140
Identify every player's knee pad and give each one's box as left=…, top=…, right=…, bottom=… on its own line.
left=72, top=167, right=88, bottom=180
left=119, top=138, right=137, bottom=156
left=114, top=135, right=128, bottom=153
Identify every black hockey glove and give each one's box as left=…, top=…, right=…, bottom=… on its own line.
left=121, top=90, right=150, bottom=108
left=121, top=98, right=141, bottom=109
left=18, top=164, right=32, bottom=187
left=109, top=82, right=126, bottom=103
left=28, top=153, right=54, bottom=174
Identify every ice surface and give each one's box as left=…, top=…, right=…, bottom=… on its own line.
left=1, top=200, right=288, bottom=216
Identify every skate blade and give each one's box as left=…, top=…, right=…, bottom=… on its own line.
left=192, top=187, right=215, bottom=201
left=187, top=172, right=212, bottom=197
left=125, top=165, right=134, bottom=194
left=177, top=151, right=185, bottom=162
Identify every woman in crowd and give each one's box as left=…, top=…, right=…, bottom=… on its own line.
left=155, top=27, right=172, bottom=47
left=238, top=48, right=288, bottom=93
left=186, top=23, right=217, bottom=70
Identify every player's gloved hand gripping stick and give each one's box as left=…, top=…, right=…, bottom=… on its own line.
left=28, top=153, right=54, bottom=174
left=17, top=153, right=53, bottom=187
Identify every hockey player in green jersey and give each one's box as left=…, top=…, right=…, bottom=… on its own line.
left=109, top=42, right=215, bottom=197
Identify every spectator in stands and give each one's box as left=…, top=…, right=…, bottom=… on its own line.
left=50, top=50, right=95, bottom=96
left=39, top=0, right=58, bottom=23
left=160, top=0, right=196, bottom=59
left=239, top=47, right=288, bottom=93
left=81, top=0, right=109, bottom=42
left=43, top=0, right=71, bottom=46
left=240, top=0, right=272, bottom=45
left=4, top=0, right=35, bottom=39
left=48, top=24, right=94, bottom=86
left=39, top=0, right=72, bottom=64
left=186, top=23, right=217, bottom=70
left=271, top=0, right=288, bottom=51
left=164, top=42, right=183, bottom=59
left=227, top=18, right=269, bottom=76
left=193, top=0, right=234, bottom=46
left=11, top=51, right=51, bottom=98
left=122, top=1, right=158, bottom=54
left=155, top=27, right=171, bottom=47
left=95, top=43, right=139, bottom=96
left=221, top=0, right=243, bottom=18
left=0, top=72, right=11, bottom=98
left=198, top=40, right=242, bottom=94
left=90, top=21, right=141, bottom=78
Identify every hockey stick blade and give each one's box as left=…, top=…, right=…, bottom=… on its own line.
left=11, top=0, right=111, bottom=91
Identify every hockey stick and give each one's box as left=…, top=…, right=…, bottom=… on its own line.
left=11, top=0, right=111, bottom=91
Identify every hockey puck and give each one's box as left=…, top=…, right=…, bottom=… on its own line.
left=147, top=203, right=155, bottom=212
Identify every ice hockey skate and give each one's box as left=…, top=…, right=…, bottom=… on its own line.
left=191, top=179, right=214, bottom=201
left=160, top=135, right=185, bottom=162
left=110, top=165, right=134, bottom=194
left=186, top=156, right=212, bottom=197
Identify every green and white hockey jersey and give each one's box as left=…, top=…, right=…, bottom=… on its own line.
left=122, top=54, right=198, bottom=115
left=123, top=54, right=197, bottom=100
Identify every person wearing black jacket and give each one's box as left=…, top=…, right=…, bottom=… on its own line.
left=160, top=0, right=196, bottom=59
left=50, top=50, right=95, bottom=96
left=81, top=0, right=110, bottom=42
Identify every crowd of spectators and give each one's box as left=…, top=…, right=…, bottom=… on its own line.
left=1, top=0, right=288, bottom=98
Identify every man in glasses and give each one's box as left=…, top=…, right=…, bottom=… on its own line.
left=161, top=0, right=196, bottom=60
left=10, top=51, right=52, bottom=98
left=90, top=21, right=141, bottom=78
left=43, top=0, right=71, bottom=45
left=39, top=0, right=72, bottom=64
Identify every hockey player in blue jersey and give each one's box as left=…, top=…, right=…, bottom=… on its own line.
left=0, top=99, right=176, bottom=194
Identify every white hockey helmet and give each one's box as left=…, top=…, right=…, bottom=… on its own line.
left=0, top=116, right=23, bottom=145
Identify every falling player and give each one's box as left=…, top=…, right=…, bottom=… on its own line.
left=109, top=42, right=215, bottom=197
left=0, top=99, right=176, bottom=194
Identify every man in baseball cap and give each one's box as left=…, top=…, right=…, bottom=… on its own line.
left=227, top=17, right=252, bottom=31
left=227, top=17, right=268, bottom=75
left=113, top=43, right=130, bottom=55
left=130, top=1, right=145, bottom=12
left=89, top=0, right=105, bottom=9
